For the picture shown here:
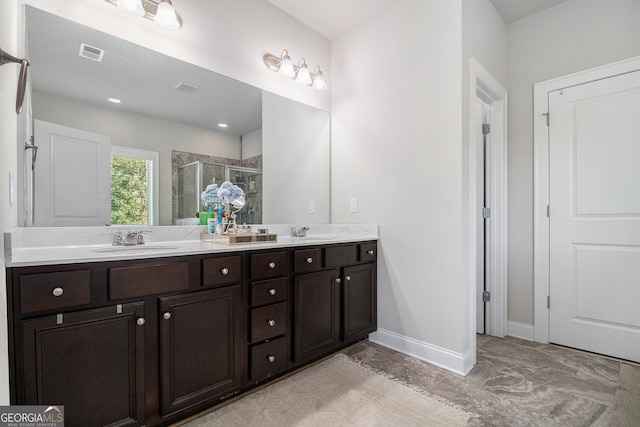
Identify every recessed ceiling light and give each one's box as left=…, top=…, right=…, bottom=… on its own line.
left=108, top=97, right=122, bottom=104
left=218, top=123, right=228, bottom=128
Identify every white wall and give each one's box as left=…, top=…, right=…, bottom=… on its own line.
left=242, top=128, right=262, bottom=160
left=33, top=92, right=241, bottom=226
left=507, top=0, right=640, bottom=325
left=0, top=0, right=19, bottom=405
left=331, top=0, right=467, bottom=369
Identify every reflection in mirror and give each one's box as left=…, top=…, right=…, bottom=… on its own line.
left=22, top=6, right=330, bottom=227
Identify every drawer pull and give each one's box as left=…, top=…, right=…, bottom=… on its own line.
left=52, top=287, right=64, bottom=297
left=367, top=250, right=375, bottom=255
left=306, top=257, right=313, bottom=264
left=136, top=317, right=146, bottom=326
left=267, top=319, right=276, bottom=327
left=269, top=288, right=277, bottom=296
left=345, top=275, right=351, bottom=282
left=220, top=267, right=229, bottom=275
left=267, top=355, right=276, bottom=363
left=268, top=262, right=276, bottom=269
left=163, top=312, right=172, bottom=320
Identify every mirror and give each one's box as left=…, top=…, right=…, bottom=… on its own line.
left=22, top=6, right=330, bottom=227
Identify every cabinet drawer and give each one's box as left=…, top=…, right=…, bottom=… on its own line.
left=294, top=248, right=322, bottom=273
left=251, top=277, right=288, bottom=307
left=250, top=337, right=288, bottom=382
left=109, top=262, right=189, bottom=300
left=359, top=242, right=377, bottom=263
left=251, top=302, right=287, bottom=343
left=19, top=270, right=91, bottom=314
left=202, top=255, right=242, bottom=287
left=324, top=245, right=358, bottom=268
left=250, top=251, right=288, bottom=280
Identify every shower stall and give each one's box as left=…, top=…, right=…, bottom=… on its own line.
left=177, top=161, right=262, bottom=225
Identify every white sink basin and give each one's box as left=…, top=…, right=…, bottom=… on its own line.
left=93, top=245, right=181, bottom=253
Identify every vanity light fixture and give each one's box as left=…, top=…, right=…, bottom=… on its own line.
left=263, top=50, right=328, bottom=92
left=104, top=0, right=182, bottom=30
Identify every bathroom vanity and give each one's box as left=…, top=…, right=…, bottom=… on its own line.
left=4, top=226, right=377, bottom=426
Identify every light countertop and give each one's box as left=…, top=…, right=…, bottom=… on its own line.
left=4, top=224, right=378, bottom=267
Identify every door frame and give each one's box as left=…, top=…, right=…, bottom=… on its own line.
left=469, top=59, right=508, bottom=346
left=533, top=55, right=640, bottom=343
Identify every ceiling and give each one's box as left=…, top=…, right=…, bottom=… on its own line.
left=267, top=0, right=570, bottom=39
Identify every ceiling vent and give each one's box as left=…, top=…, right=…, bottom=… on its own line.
left=173, top=82, right=200, bottom=94
left=78, top=43, right=105, bottom=62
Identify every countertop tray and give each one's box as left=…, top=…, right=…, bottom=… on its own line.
left=201, top=232, right=278, bottom=245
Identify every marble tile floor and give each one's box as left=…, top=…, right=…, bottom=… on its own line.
left=342, top=335, right=638, bottom=426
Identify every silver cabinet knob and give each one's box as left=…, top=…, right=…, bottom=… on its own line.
left=220, top=267, right=229, bottom=275
left=267, top=319, right=276, bottom=327
left=267, top=355, right=276, bottom=363
left=345, top=275, right=351, bottom=282
left=336, top=277, right=341, bottom=284
left=163, top=312, right=172, bottom=320
left=136, top=318, right=146, bottom=326
left=306, top=257, right=313, bottom=264
left=268, top=262, right=276, bottom=269
left=269, top=288, right=277, bottom=296
left=52, top=287, right=64, bottom=297
left=367, top=250, right=375, bottom=255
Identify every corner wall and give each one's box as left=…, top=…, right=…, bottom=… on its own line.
left=331, top=0, right=467, bottom=372
left=507, top=0, right=640, bottom=327
left=0, top=0, right=19, bottom=405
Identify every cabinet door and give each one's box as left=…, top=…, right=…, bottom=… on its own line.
left=294, top=270, right=340, bottom=363
left=21, top=303, right=145, bottom=427
left=343, top=264, right=377, bottom=342
left=159, top=286, right=243, bottom=416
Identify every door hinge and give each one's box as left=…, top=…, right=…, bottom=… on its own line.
left=546, top=205, right=550, bottom=218
left=547, top=296, right=550, bottom=309
left=482, top=290, right=491, bottom=302
left=544, top=112, right=549, bottom=126
left=482, top=123, right=491, bottom=135
left=482, top=207, right=491, bottom=219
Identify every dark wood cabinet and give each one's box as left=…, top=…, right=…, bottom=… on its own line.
left=20, top=302, right=145, bottom=427
left=158, top=286, right=243, bottom=416
left=7, top=239, right=376, bottom=426
left=342, top=263, right=377, bottom=342
left=294, top=269, right=340, bottom=363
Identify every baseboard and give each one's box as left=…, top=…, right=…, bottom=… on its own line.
left=369, top=329, right=473, bottom=376
left=507, top=321, right=534, bottom=341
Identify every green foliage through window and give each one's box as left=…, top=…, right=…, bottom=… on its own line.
left=111, top=156, right=149, bottom=225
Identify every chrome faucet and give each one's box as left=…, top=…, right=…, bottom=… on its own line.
left=111, top=231, right=124, bottom=246
left=290, top=226, right=310, bottom=237
left=124, top=231, right=147, bottom=246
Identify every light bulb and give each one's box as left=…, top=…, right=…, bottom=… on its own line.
left=295, top=61, right=312, bottom=85
left=117, top=0, right=145, bottom=16
left=312, top=70, right=328, bottom=92
left=155, top=0, right=181, bottom=30
left=278, top=52, right=295, bottom=78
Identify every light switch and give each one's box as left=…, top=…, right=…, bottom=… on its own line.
left=9, top=172, right=14, bottom=207
left=350, top=198, right=358, bottom=213
left=308, top=200, right=315, bottom=214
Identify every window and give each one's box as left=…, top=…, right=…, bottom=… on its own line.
left=111, top=146, right=159, bottom=225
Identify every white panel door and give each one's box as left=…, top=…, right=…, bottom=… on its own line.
left=34, top=120, right=111, bottom=226
left=549, top=70, right=640, bottom=362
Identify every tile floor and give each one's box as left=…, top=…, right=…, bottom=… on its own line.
left=342, top=335, right=636, bottom=426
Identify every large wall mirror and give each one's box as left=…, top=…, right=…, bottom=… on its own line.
left=21, top=6, right=330, bottom=227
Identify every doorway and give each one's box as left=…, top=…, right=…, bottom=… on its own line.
left=469, top=59, right=508, bottom=344
left=533, top=56, right=640, bottom=362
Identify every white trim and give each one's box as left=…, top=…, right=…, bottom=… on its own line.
left=469, top=59, right=508, bottom=345
left=369, top=329, right=473, bottom=376
left=533, top=55, right=640, bottom=344
left=111, top=145, right=160, bottom=226
left=507, top=321, right=534, bottom=341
